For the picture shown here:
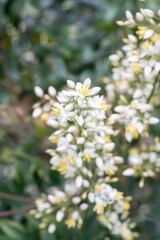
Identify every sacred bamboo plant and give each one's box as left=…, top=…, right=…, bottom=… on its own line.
left=32, top=7, right=160, bottom=240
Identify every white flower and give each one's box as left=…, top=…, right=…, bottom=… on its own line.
left=76, top=78, right=91, bottom=97
left=128, top=154, right=143, bottom=165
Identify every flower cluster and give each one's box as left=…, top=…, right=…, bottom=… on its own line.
left=32, top=78, right=136, bottom=240
left=107, top=9, right=160, bottom=99
left=123, top=137, right=160, bottom=187
left=32, top=85, right=57, bottom=121
left=105, top=8, right=160, bottom=186
left=109, top=94, right=159, bottom=142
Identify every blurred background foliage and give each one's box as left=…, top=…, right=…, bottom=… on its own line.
left=0, top=0, right=160, bottom=239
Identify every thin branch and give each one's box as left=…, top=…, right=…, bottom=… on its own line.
left=0, top=204, right=35, bottom=217
left=0, top=192, right=34, bottom=203
left=147, top=76, right=159, bottom=103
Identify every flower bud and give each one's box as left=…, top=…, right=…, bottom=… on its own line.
left=34, top=86, right=44, bottom=98
left=67, top=80, right=75, bottom=89
left=123, top=168, right=134, bottom=176
left=144, top=29, right=154, bottom=39
left=56, top=210, right=64, bottom=222
left=75, top=176, right=83, bottom=188
left=48, top=224, right=56, bottom=233
left=48, top=86, right=56, bottom=97
left=136, top=12, right=144, bottom=21
left=125, top=10, right=133, bottom=20
left=32, top=108, right=42, bottom=118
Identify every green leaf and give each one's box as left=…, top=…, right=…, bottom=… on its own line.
left=0, top=220, right=26, bottom=240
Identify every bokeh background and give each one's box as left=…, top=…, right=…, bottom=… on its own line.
left=0, top=0, right=160, bottom=239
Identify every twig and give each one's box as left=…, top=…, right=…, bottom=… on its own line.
left=147, top=76, right=159, bottom=103
left=0, top=204, right=35, bottom=217
left=0, top=192, right=34, bottom=203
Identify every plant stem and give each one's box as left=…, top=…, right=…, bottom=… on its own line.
left=0, top=192, right=34, bottom=203
left=0, top=204, right=35, bottom=217
left=147, top=76, right=159, bottom=103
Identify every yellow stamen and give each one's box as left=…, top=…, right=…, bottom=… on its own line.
left=56, top=197, right=62, bottom=204
left=126, top=125, right=138, bottom=139
left=58, top=157, right=75, bottom=175
left=129, top=148, right=139, bottom=155
left=82, top=153, right=91, bottom=162
left=40, top=112, right=49, bottom=121
left=105, top=167, right=116, bottom=176
left=49, top=134, right=59, bottom=143
left=136, top=26, right=147, bottom=39
left=130, top=101, right=137, bottom=110
left=100, top=102, right=108, bottom=111
left=151, top=34, right=160, bottom=43
left=93, top=205, right=105, bottom=214
left=35, top=198, right=44, bottom=206
left=59, top=163, right=67, bottom=175
left=115, top=192, right=124, bottom=202
left=103, top=135, right=111, bottom=143
left=141, top=40, right=153, bottom=51
left=132, top=63, right=140, bottom=74
left=94, top=183, right=102, bottom=192
left=65, top=219, right=76, bottom=228
left=123, top=201, right=130, bottom=211
left=79, top=84, right=91, bottom=96
left=51, top=106, right=60, bottom=116
left=97, top=214, right=106, bottom=222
